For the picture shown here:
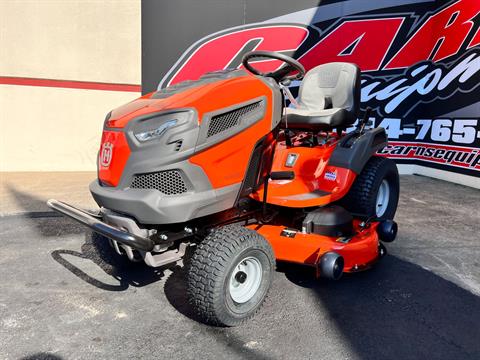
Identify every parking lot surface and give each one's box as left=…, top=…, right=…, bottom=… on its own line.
left=0, top=175, right=479, bottom=360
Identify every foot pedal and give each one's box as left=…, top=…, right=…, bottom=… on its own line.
left=270, top=171, right=295, bottom=180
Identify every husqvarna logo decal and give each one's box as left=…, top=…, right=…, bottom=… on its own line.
left=100, top=142, right=113, bottom=167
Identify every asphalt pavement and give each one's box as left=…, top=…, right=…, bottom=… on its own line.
left=0, top=175, right=479, bottom=360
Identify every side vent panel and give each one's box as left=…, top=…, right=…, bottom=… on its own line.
left=174, top=140, right=183, bottom=151
left=207, top=101, right=262, bottom=138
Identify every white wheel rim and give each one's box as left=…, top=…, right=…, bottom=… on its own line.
left=376, top=179, right=390, bottom=217
left=229, top=256, right=263, bottom=304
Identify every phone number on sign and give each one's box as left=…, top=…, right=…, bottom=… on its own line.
left=376, top=118, right=480, bottom=145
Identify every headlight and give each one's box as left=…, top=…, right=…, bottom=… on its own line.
left=134, top=119, right=177, bottom=142
left=131, top=110, right=194, bottom=144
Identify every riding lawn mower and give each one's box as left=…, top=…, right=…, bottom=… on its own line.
left=48, top=51, right=399, bottom=326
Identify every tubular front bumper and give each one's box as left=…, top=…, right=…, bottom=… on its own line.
left=46, top=199, right=155, bottom=251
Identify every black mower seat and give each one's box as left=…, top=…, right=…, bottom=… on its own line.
left=281, top=62, right=360, bottom=131
left=282, top=107, right=356, bottom=131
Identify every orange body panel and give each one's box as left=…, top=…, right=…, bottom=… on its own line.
left=248, top=221, right=380, bottom=272
left=188, top=78, right=275, bottom=189
left=251, top=138, right=357, bottom=207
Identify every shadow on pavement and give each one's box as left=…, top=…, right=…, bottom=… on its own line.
left=5, top=184, right=62, bottom=215
left=164, top=264, right=198, bottom=321
left=52, top=239, right=276, bottom=360
left=164, top=256, right=480, bottom=359
left=281, top=256, right=480, bottom=360
left=5, top=185, right=85, bottom=237
left=6, top=184, right=166, bottom=291
left=164, top=265, right=277, bottom=360
left=51, top=232, right=165, bottom=291
left=20, top=353, right=64, bottom=360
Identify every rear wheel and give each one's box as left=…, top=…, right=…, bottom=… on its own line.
left=187, top=224, right=275, bottom=326
left=341, top=156, right=399, bottom=220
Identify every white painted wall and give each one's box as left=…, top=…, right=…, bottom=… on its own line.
left=0, top=0, right=140, bottom=172
left=0, top=0, right=140, bottom=84
left=0, top=85, right=137, bottom=171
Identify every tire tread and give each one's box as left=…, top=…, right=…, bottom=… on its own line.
left=341, top=156, right=399, bottom=219
left=187, top=224, right=274, bottom=326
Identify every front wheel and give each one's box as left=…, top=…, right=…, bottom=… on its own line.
left=187, top=224, right=275, bottom=326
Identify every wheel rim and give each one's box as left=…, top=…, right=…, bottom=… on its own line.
left=229, top=256, right=263, bottom=304
left=376, top=179, right=390, bottom=217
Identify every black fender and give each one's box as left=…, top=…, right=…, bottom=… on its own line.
left=328, top=127, right=388, bottom=174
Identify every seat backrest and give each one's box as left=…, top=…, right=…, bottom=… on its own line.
left=298, top=62, right=360, bottom=116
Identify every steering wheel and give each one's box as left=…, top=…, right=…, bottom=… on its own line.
left=242, top=51, right=306, bottom=83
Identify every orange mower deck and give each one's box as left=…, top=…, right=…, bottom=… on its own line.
left=248, top=220, right=380, bottom=273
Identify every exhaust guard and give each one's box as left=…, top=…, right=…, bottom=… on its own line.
left=46, top=199, right=155, bottom=251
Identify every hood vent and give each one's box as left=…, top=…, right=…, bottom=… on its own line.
left=207, top=101, right=262, bottom=138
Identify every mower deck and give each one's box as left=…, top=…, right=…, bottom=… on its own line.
left=248, top=221, right=380, bottom=273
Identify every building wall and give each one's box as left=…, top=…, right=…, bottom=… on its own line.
left=1, top=0, right=479, bottom=190
left=0, top=0, right=141, bottom=171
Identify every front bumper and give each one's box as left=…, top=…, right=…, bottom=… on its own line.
left=47, top=199, right=154, bottom=251
left=89, top=180, right=241, bottom=225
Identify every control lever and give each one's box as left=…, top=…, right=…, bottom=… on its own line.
left=340, top=107, right=373, bottom=148
left=284, top=129, right=294, bottom=147
left=357, top=107, right=373, bottom=134
left=279, top=81, right=299, bottom=108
